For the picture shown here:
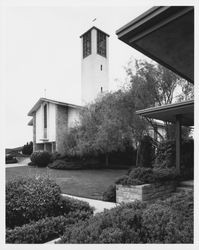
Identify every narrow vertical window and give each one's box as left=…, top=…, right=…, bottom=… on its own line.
left=100, top=65, right=103, bottom=71
left=97, top=30, right=106, bottom=57
left=83, top=31, right=91, bottom=58
left=44, top=104, right=47, bottom=129
left=101, top=87, right=103, bottom=93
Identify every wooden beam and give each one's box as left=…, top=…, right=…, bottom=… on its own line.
left=175, top=115, right=182, bottom=175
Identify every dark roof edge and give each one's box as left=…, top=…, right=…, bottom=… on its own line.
left=136, top=100, right=194, bottom=115
left=116, top=6, right=162, bottom=35
left=116, top=6, right=193, bottom=37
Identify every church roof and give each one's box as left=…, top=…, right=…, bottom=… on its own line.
left=28, top=98, right=82, bottom=116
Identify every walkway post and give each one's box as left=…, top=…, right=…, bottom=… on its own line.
left=175, top=115, right=182, bottom=175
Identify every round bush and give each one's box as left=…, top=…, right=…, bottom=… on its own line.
left=102, top=185, right=116, bottom=202
left=6, top=177, right=62, bottom=228
left=30, top=151, right=51, bottom=167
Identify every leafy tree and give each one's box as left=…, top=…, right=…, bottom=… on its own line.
left=64, top=90, right=147, bottom=166
left=64, top=59, right=193, bottom=166
left=125, top=59, right=193, bottom=140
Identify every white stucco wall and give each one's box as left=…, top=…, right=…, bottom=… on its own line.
left=81, top=28, right=109, bottom=104
left=47, top=103, right=56, bottom=141
left=35, top=102, right=56, bottom=143
left=68, top=107, right=80, bottom=128
left=35, top=105, right=43, bottom=143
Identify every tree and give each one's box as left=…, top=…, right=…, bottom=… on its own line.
left=125, top=59, right=193, bottom=140
left=64, top=59, right=193, bottom=167
left=22, top=141, right=33, bottom=155
left=64, top=90, right=148, bottom=166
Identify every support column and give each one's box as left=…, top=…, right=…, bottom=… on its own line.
left=175, top=115, right=182, bottom=175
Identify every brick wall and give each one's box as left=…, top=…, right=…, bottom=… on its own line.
left=116, top=181, right=176, bottom=203
left=55, top=105, right=69, bottom=155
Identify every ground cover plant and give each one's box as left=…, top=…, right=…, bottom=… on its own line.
left=6, top=176, right=94, bottom=243
left=59, top=190, right=193, bottom=243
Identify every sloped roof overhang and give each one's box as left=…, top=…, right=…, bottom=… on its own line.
left=136, top=100, right=194, bottom=126
left=116, top=6, right=194, bottom=83
left=28, top=98, right=82, bottom=116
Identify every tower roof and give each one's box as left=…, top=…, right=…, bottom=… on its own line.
left=80, top=26, right=110, bottom=38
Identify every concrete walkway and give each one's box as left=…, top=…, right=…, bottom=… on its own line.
left=61, top=193, right=118, bottom=214
left=5, top=157, right=30, bottom=168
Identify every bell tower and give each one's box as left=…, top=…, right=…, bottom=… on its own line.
left=80, top=27, right=109, bottom=104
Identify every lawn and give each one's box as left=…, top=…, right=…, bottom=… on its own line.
left=6, top=166, right=127, bottom=200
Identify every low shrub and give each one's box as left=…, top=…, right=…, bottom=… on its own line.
left=141, top=190, right=193, bottom=243
left=59, top=196, right=94, bottom=219
left=60, top=191, right=193, bottom=243
left=102, top=185, right=116, bottom=202
left=115, top=167, right=178, bottom=186
left=6, top=177, right=62, bottom=228
left=60, top=201, right=146, bottom=244
left=6, top=215, right=75, bottom=244
left=6, top=177, right=94, bottom=229
left=50, top=151, right=62, bottom=162
left=30, top=151, right=51, bottom=167
left=6, top=155, right=18, bottom=164
left=48, top=159, right=82, bottom=170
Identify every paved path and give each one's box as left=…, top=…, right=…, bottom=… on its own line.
left=5, top=157, right=30, bottom=168
left=61, top=193, right=118, bottom=214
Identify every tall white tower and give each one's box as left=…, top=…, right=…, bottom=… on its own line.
left=80, top=26, right=109, bottom=104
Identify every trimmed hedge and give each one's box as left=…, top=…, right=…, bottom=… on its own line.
left=6, top=205, right=94, bottom=244
left=60, top=191, right=193, bottom=243
left=6, top=177, right=62, bottom=228
left=48, top=159, right=82, bottom=170
left=6, top=177, right=94, bottom=230
left=6, top=216, right=72, bottom=243
left=30, top=151, right=51, bottom=167
left=115, top=167, right=178, bottom=186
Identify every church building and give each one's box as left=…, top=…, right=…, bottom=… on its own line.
left=27, top=26, right=110, bottom=154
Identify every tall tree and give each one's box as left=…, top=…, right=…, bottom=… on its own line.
left=125, top=59, right=193, bottom=140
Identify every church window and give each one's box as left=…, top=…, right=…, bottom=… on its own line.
left=97, top=30, right=106, bottom=57
left=83, top=31, right=91, bottom=58
left=101, top=65, right=103, bottom=71
left=44, top=104, right=47, bottom=129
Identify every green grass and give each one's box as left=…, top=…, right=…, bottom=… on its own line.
left=6, top=166, right=128, bottom=200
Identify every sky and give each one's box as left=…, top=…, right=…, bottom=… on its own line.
left=2, top=0, right=152, bottom=148
left=2, top=0, right=197, bottom=149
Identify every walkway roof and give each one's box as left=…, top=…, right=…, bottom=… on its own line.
left=116, top=6, right=194, bottom=83
left=136, top=100, right=194, bottom=126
